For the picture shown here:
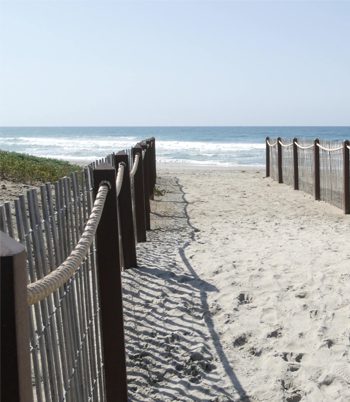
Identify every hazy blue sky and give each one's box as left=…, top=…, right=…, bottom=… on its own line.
left=0, top=0, right=349, bottom=126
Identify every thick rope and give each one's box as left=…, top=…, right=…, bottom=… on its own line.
left=270, top=138, right=350, bottom=151
left=27, top=184, right=109, bottom=305
left=130, top=153, right=140, bottom=177
left=278, top=140, right=293, bottom=147
left=316, top=143, right=344, bottom=152
left=266, top=139, right=277, bottom=147
left=116, top=163, right=125, bottom=196
left=295, top=142, right=314, bottom=150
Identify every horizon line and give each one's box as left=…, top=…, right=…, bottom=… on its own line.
left=1, top=125, right=350, bottom=128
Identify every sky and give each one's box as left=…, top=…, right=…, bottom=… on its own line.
left=0, top=0, right=349, bottom=126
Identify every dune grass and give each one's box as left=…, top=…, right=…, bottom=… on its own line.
left=0, top=150, right=82, bottom=184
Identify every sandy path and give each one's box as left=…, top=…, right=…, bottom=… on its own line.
left=124, top=167, right=350, bottom=401
left=123, top=175, right=238, bottom=401
left=178, top=168, right=350, bottom=401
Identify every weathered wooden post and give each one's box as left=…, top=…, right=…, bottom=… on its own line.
left=146, top=138, right=155, bottom=199
left=140, top=141, right=151, bottom=231
left=277, top=137, right=283, bottom=183
left=150, top=137, right=156, bottom=189
left=93, top=165, right=128, bottom=402
left=293, top=138, right=299, bottom=190
left=1, top=231, right=33, bottom=402
left=114, top=152, right=137, bottom=268
left=314, top=138, right=321, bottom=201
left=343, top=140, right=350, bottom=214
left=131, top=145, right=147, bottom=242
left=265, top=137, right=270, bottom=178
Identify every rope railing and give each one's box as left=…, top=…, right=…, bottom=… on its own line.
left=266, top=136, right=350, bottom=215
left=116, top=162, right=125, bottom=196
left=268, top=138, right=344, bottom=151
left=27, top=182, right=110, bottom=305
left=316, top=143, right=344, bottom=152
left=266, top=139, right=277, bottom=147
left=130, top=153, right=140, bottom=177
left=295, top=142, right=314, bottom=150
left=1, top=136, right=157, bottom=402
left=278, top=140, right=293, bottom=147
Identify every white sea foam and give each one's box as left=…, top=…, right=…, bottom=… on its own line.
left=1, top=136, right=137, bottom=148
left=0, top=135, right=265, bottom=166
left=156, top=141, right=265, bottom=152
left=157, top=157, right=264, bottom=167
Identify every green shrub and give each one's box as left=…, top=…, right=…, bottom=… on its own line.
left=0, top=150, right=82, bottom=184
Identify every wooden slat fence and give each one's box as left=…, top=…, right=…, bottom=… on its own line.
left=0, top=137, right=157, bottom=402
left=266, top=137, right=350, bottom=214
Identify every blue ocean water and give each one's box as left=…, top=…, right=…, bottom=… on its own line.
left=0, top=127, right=349, bottom=167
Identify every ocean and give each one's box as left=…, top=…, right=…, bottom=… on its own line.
left=0, top=126, right=349, bottom=167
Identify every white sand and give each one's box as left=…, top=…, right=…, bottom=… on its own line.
left=0, top=179, right=38, bottom=204
left=1, top=167, right=349, bottom=400
left=124, top=166, right=350, bottom=401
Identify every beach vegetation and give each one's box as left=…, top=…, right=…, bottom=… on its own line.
left=154, top=186, right=166, bottom=196
left=0, top=150, right=82, bottom=184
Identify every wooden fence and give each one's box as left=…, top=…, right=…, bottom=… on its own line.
left=266, top=137, right=350, bottom=214
left=0, top=137, right=156, bottom=402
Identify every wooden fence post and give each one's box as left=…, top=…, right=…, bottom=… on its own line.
left=314, top=138, right=320, bottom=201
left=146, top=138, right=155, bottom=199
left=115, top=152, right=137, bottom=268
left=1, top=231, right=33, bottom=402
left=344, top=140, right=350, bottom=214
left=93, top=165, right=128, bottom=402
left=150, top=137, right=156, bottom=189
left=293, top=137, right=299, bottom=190
left=140, top=141, right=151, bottom=231
left=265, top=137, right=270, bottom=178
left=277, top=137, right=283, bottom=183
left=131, top=145, right=147, bottom=242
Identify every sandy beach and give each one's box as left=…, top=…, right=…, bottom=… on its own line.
left=124, top=166, right=350, bottom=401
left=1, top=166, right=349, bottom=401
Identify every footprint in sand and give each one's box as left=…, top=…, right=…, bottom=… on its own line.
left=233, top=333, right=250, bottom=348
left=249, top=346, right=262, bottom=357
left=322, top=338, right=335, bottom=349
left=309, top=309, right=318, bottom=319
left=223, top=313, right=233, bottom=324
left=267, top=328, right=283, bottom=338
left=319, top=364, right=350, bottom=387
left=281, top=352, right=304, bottom=363
left=237, top=292, right=253, bottom=305
left=281, top=352, right=304, bottom=372
left=294, top=290, right=308, bottom=299
left=280, top=378, right=303, bottom=402
left=209, top=301, right=222, bottom=316
left=317, top=312, right=335, bottom=338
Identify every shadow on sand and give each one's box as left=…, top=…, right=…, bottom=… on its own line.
left=122, top=175, right=249, bottom=401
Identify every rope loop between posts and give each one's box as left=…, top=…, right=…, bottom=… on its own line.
left=278, top=140, right=293, bottom=148
left=266, top=139, right=277, bottom=147
left=130, top=153, right=140, bottom=177
left=27, top=183, right=110, bottom=305
left=116, top=162, right=125, bottom=196
left=295, top=142, right=314, bottom=150
left=316, top=143, right=344, bottom=152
